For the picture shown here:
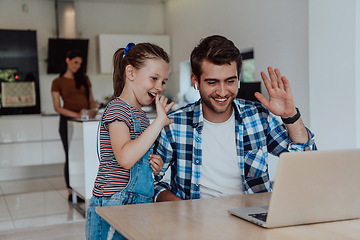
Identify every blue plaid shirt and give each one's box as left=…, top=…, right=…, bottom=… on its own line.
left=153, top=99, right=316, bottom=200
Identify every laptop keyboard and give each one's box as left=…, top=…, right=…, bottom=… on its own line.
left=249, top=213, right=268, bottom=222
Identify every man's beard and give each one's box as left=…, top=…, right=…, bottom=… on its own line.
left=200, top=93, right=236, bottom=114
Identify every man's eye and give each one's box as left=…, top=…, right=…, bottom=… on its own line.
left=227, top=80, right=235, bottom=84
left=208, top=81, right=216, bottom=85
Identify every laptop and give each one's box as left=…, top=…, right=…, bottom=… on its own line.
left=228, top=149, right=360, bottom=228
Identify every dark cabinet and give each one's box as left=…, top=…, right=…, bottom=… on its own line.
left=0, top=29, right=40, bottom=115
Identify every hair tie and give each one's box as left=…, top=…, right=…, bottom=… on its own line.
left=124, top=42, right=135, bottom=56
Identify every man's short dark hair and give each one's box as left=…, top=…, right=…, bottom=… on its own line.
left=190, top=35, right=242, bottom=81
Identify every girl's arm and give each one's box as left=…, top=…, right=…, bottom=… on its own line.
left=110, top=95, right=174, bottom=169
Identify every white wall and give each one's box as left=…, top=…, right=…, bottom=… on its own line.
left=74, top=1, right=165, bottom=113
left=309, top=0, right=360, bottom=150
left=0, top=0, right=165, bottom=115
left=164, top=0, right=310, bottom=125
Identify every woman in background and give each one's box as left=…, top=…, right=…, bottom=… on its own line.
left=51, top=49, right=96, bottom=202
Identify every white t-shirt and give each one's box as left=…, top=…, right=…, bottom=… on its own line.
left=200, top=111, right=243, bottom=198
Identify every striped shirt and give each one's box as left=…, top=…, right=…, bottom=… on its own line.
left=92, top=98, right=150, bottom=197
left=153, top=99, right=317, bottom=200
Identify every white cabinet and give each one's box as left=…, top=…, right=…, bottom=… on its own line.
left=42, top=141, right=64, bottom=164
left=0, top=115, right=64, bottom=167
left=0, top=115, right=42, bottom=167
left=41, top=116, right=64, bottom=164
left=68, top=120, right=99, bottom=201
left=0, top=142, right=43, bottom=166
left=41, top=116, right=60, bottom=140
left=0, top=115, right=42, bottom=143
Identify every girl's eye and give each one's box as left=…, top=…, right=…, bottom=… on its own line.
left=151, top=77, right=158, bottom=81
left=162, top=81, right=166, bottom=85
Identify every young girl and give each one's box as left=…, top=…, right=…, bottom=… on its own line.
left=51, top=49, right=96, bottom=202
left=85, top=43, right=174, bottom=240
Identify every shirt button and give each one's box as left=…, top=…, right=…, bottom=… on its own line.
left=196, top=160, right=199, bottom=164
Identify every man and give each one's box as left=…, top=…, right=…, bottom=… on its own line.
left=153, top=35, right=316, bottom=201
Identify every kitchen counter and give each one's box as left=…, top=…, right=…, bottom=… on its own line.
left=67, top=120, right=99, bottom=213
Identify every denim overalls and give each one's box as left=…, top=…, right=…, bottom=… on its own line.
left=85, top=111, right=154, bottom=240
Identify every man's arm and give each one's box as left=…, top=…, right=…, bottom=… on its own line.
left=283, top=115, right=309, bottom=143
left=153, top=128, right=182, bottom=201
left=255, top=67, right=310, bottom=143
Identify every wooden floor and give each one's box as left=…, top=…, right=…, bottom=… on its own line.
left=0, top=221, right=85, bottom=240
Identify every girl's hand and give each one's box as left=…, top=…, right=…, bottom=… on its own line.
left=149, top=154, right=163, bottom=175
left=155, top=95, right=175, bottom=126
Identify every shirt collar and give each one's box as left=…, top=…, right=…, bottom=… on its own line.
left=192, top=99, right=203, bottom=130
left=232, top=99, right=243, bottom=121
